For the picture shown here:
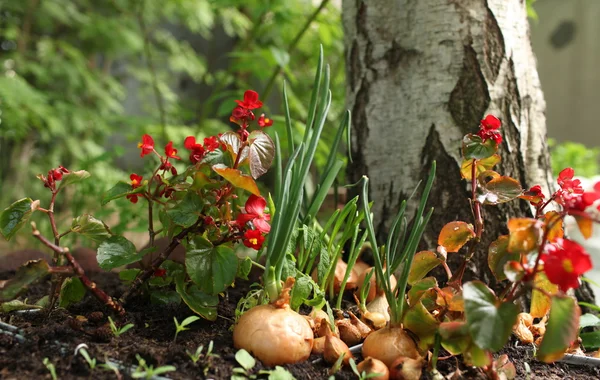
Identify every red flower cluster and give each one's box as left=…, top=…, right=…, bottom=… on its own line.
left=477, top=115, right=502, bottom=145
left=554, top=168, right=600, bottom=214
left=229, top=90, right=273, bottom=138
left=40, top=166, right=70, bottom=190
left=127, top=173, right=143, bottom=203
left=243, top=229, right=265, bottom=250
left=236, top=195, right=270, bottom=250
left=542, top=238, right=592, bottom=292
left=184, top=135, right=221, bottom=164
left=525, top=185, right=545, bottom=207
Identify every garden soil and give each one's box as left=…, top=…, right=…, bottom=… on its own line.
left=1, top=271, right=599, bottom=380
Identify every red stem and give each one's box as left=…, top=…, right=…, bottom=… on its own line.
left=32, top=224, right=126, bottom=316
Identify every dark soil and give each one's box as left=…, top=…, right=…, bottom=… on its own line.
left=1, top=271, right=600, bottom=380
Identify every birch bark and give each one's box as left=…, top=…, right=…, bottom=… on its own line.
left=343, top=0, right=552, bottom=283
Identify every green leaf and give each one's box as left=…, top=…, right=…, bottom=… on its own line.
left=462, top=134, right=498, bottom=160
left=408, top=276, right=437, bottom=306
left=404, top=301, right=440, bottom=348
left=477, top=176, right=523, bottom=205
left=167, top=192, right=202, bottom=228
left=212, top=164, right=260, bottom=196
left=96, top=236, right=140, bottom=270
left=487, top=235, right=519, bottom=281
left=235, top=349, right=256, bottom=371
left=538, top=295, right=580, bottom=363
left=0, top=198, right=34, bottom=241
left=174, top=272, right=219, bottom=321
left=185, top=237, right=238, bottom=295
left=70, top=214, right=111, bottom=243
left=463, top=281, right=518, bottom=351
left=102, top=181, right=146, bottom=205
left=438, top=221, right=475, bottom=253
left=439, top=321, right=471, bottom=355
left=236, top=256, right=252, bottom=280
left=581, top=331, right=600, bottom=350
left=408, top=251, right=442, bottom=285
left=150, top=289, right=181, bottom=306
left=248, top=130, right=275, bottom=179
left=290, top=275, right=312, bottom=310
left=266, top=366, right=296, bottom=380
left=580, top=313, right=600, bottom=329
left=58, top=277, right=86, bottom=308
left=57, top=170, right=90, bottom=190
left=1, top=299, right=43, bottom=312
left=119, top=269, right=141, bottom=283
left=0, top=260, right=50, bottom=301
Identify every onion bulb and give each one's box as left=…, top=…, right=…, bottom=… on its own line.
left=362, top=325, right=420, bottom=367
left=348, top=311, right=372, bottom=338
left=389, top=356, right=423, bottom=380
left=233, top=279, right=314, bottom=366
left=366, top=293, right=390, bottom=322
left=357, top=357, right=390, bottom=380
left=353, top=259, right=371, bottom=278
left=324, top=327, right=353, bottom=366
left=312, top=336, right=326, bottom=355
left=312, top=258, right=359, bottom=294
left=336, top=318, right=362, bottom=346
left=359, top=267, right=397, bottom=302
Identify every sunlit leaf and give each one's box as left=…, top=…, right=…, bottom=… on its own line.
left=57, top=170, right=90, bottom=190
left=530, top=272, right=558, bottom=318
left=574, top=215, right=593, bottom=239
left=538, top=295, right=580, bottom=363
left=290, top=275, right=313, bottom=311
left=408, top=251, right=442, bottom=285
left=438, top=221, right=475, bottom=253
left=0, top=198, right=34, bottom=241
left=543, top=211, right=564, bottom=242
left=488, top=235, right=519, bottom=282
left=460, top=155, right=501, bottom=180
left=436, top=286, right=464, bottom=312
left=404, top=301, right=440, bottom=349
left=248, top=130, right=275, bottom=179
left=462, top=134, right=498, bottom=160
left=212, top=164, right=260, bottom=196
left=507, top=218, right=541, bottom=253
left=463, top=281, right=518, bottom=351
left=70, top=214, right=111, bottom=243
left=0, top=260, right=50, bottom=301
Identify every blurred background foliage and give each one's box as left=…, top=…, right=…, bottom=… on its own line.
left=0, top=0, right=344, bottom=248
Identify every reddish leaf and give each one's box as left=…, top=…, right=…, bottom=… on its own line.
left=477, top=175, right=523, bottom=205
left=436, top=286, right=464, bottom=312
left=408, top=251, right=442, bottom=285
left=488, top=235, right=520, bottom=282
left=438, top=221, right=475, bottom=253
left=220, top=132, right=248, bottom=163
left=543, top=211, right=564, bottom=243
left=507, top=218, right=541, bottom=253
left=460, top=155, right=501, bottom=180
left=212, top=164, right=260, bottom=196
left=408, top=277, right=438, bottom=306
left=530, top=272, right=558, bottom=318
left=439, top=321, right=471, bottom=355
left=574, top=215, right=593, bottom=239
left=247, top=130, right=275, bottom=179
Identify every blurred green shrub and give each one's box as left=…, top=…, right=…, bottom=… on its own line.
left=0, top=0, right=345, bottom=247
left=549, top=139, right=600, bottom=178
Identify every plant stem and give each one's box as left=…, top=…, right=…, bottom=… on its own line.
left=120, top=218, right=204, bottom=304
left=261, top=0, right=331, bottom=100
left=47, top=190, right=63, bottom=310
left=32, top=224, right=126, bottom=316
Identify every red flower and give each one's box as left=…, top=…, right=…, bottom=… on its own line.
left=184, top=136, right=206, bottom=164
left=524, top=185, right=545, bottom=207
left=258, top=114, right=273, bottom=128
left=153, top=268, right=167, bottom=278
left=130, top=173, right=143, bottom=189
left=235, top=90, right=263, bottom=110
left=165, top=142, right=180, bottom=160
left=126, top=194, right=139, bottom=204
left=138, top=134, right=155, bottom=157
left=204, top=136, right=220, bottom=152
left=476, top=115, right=502, bottom=145
left=52, top=168, right=64, bottom=181
left=542, top=239, right=592, bottom=292
left=236, top=195, right=271, bottom=233
left=556, top=168, right=585, bottom=209
left=243, top=229, right=265, bottom=250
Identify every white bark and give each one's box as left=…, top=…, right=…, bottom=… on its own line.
left=343, top=0, right=552, bottom=253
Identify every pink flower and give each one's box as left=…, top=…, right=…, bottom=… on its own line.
left=236, top=195, right=271, bottom=233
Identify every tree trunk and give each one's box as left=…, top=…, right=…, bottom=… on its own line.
left=343, top=0, right=553, bottom=284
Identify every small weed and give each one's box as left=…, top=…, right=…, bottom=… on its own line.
left=132, top=354, right=176, bottom=379
left=108, top=316, right=134, bottom=337
left=43, top=358, right=58, bottom=380
left=173, top=315, right=200, bottom=342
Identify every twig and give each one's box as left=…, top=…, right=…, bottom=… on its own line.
left=31, top=223, right=126, bottom=316
left=262, top=0, right=331, bottom=99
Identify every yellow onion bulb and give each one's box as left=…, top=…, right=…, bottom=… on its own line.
left=362, top=326, right=420, bottom=368
left=233, top=304, right=314, bottom=366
